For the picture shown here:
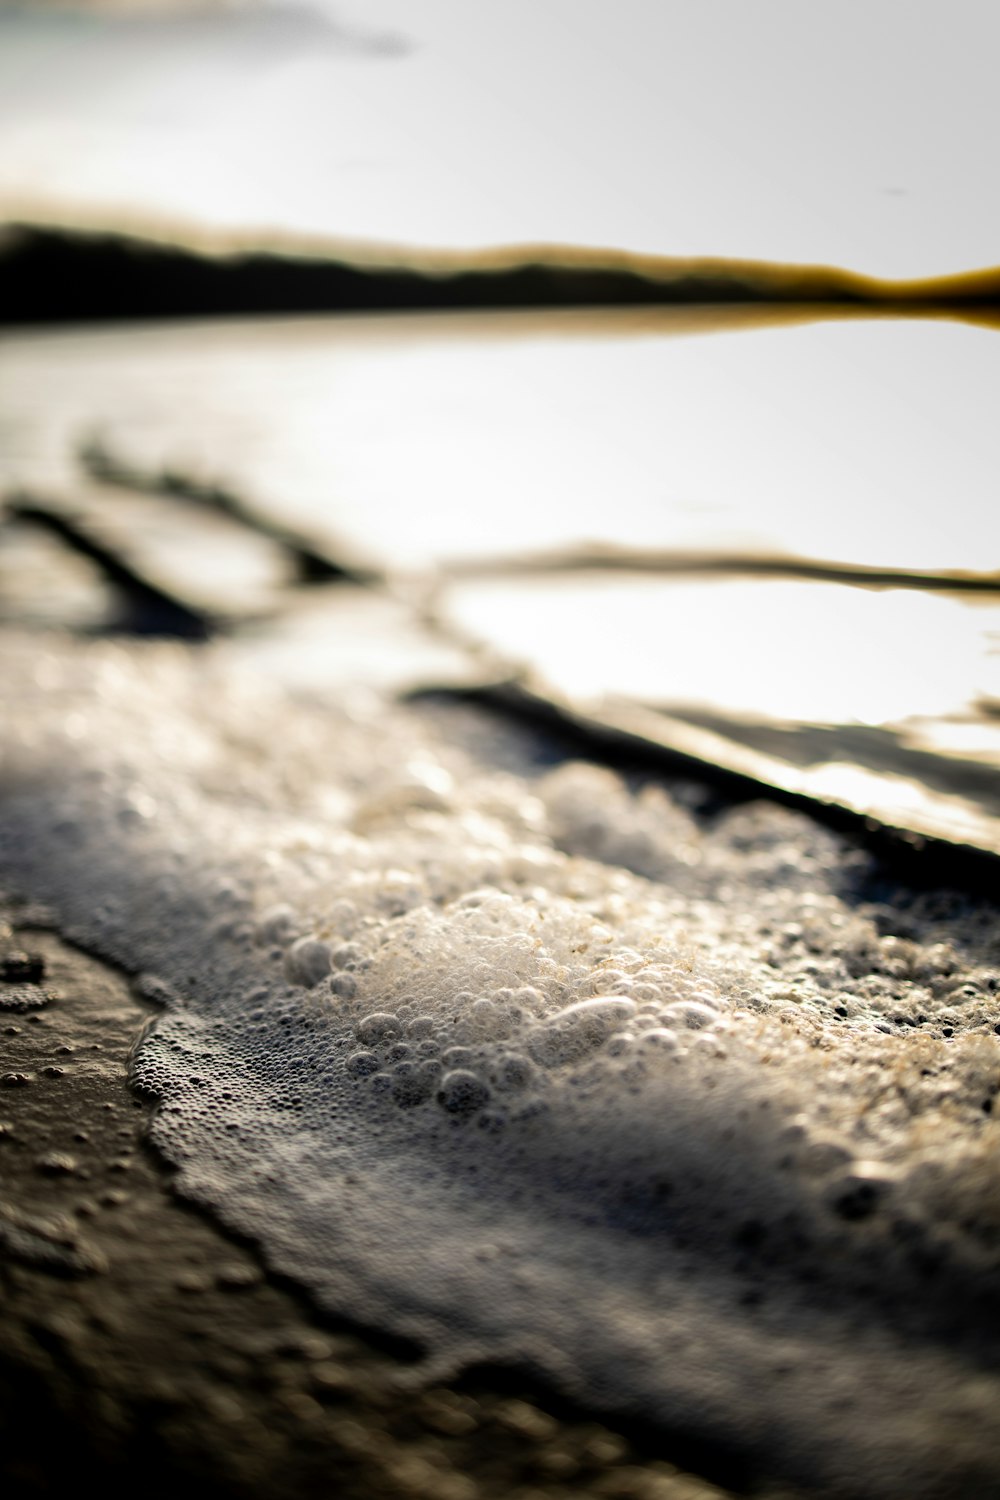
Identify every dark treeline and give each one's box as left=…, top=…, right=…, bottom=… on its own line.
left=4, top=224, right=1000, bottom=325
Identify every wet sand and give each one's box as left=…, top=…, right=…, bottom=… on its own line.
left=2, top=304, right=1000, bottom=1500
left=0, top=894, right=744, bottom=1500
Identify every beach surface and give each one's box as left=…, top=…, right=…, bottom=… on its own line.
left=3, top=302, right=1000, bottom=1500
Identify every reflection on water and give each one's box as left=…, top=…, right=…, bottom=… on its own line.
left=1, top=303, right=998, bottom=854
left=441, top=574, right=1000, bottom=727
left=439, top=572, right=1000, bottom=854
left=2, top=308, right=998, bottom=577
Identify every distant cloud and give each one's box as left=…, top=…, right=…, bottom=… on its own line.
left=0, top=1, right=413, bottom=60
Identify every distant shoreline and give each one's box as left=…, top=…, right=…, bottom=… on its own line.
left=3, top=222, right=999, bottom=326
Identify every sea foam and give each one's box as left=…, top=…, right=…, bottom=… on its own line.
left=2, top=632, right=1000, bottom=1498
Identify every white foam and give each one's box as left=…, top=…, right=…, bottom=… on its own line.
left=3, top=631, right=1000, bottom=1496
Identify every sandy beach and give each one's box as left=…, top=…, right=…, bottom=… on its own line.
left=4, top=6, right=1000, bottom=1495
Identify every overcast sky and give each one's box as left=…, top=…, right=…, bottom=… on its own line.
left=0, top=0, right=997, bottom=278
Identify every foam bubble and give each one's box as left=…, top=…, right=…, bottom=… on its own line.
left=284, top=936, right=332, bottom=987
left=436, top=1069, right=491, bottom=1116
left=3, top=632, right=1000, bottom=1497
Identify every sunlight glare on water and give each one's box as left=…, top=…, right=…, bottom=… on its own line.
left=2, top=310, right=997, bottom=579
left=442, top=575, right=1000, bottom=728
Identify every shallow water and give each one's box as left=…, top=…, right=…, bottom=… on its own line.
left=4, top=11, right=1000, bottom=1494
left=4, top=307, right=999, bottom=577
left=2, top=306, right=999, bottom=855
left=2, top=301, right=1000, bottom=1496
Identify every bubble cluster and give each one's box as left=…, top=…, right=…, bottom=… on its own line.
left=2, top=632, right=1000, bottom=1498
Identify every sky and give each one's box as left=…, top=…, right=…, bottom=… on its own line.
left=0, top=0, right=997, bottom=278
